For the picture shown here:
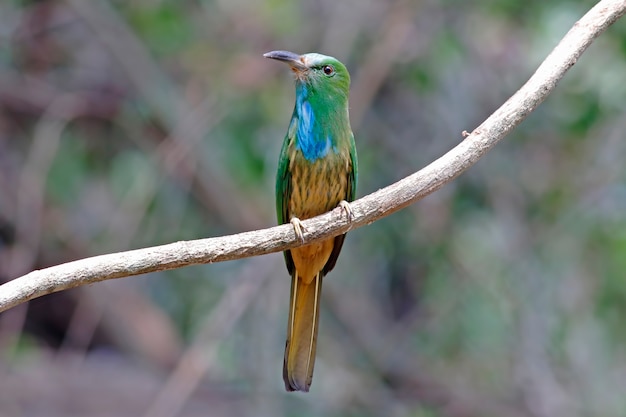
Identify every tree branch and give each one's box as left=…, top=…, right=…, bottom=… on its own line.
left=1, top=0, right=624, bottom=313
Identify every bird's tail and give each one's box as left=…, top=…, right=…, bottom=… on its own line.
left=283, top=271, right=323, bottom=392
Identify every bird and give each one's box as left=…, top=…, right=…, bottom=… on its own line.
left=264, top=50, right=357, bottom=392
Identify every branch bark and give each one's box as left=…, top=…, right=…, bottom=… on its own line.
left=1, top=0, right=624, bottom=313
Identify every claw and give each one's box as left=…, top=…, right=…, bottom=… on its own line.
left=338, top=200, right=354, bottom=222
left=290, top=217, right=306, bottom=243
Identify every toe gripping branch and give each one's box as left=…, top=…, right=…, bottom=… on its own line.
left=290, top=201, right=354, bottom=244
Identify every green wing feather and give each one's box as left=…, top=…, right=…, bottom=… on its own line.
left=276, top=119, right=296, bottom=276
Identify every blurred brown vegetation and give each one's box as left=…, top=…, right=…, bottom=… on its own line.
left=1, top=0, right=626, bottom=416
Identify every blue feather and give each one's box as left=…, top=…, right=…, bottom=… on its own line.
left=295, top=85, right=332, bottom=161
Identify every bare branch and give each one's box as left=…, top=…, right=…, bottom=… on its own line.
left=1, top=0, right=624, bottom=313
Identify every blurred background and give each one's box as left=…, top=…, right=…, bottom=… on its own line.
left=1, top=0, right=626, bottom=416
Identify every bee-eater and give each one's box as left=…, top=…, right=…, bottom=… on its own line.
left=264, top=50, right=357, bottom=392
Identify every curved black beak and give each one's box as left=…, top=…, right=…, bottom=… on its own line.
left=263, top=50, right=307, bottom=70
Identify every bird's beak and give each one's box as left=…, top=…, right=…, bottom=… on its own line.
left=264, top=50, right=308, bottom=72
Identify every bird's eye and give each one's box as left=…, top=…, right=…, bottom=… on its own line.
left=322, top=65, right=335, bottom=76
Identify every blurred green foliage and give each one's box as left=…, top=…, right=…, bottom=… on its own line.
left=1, top=1, right=626, bottom=416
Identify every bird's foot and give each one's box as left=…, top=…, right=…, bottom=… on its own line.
left=338, top=200, right=354, bottom=222
left=290, top=217, right=306, bottom=243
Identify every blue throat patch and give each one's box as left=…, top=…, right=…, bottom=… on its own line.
left=295, top=84, right=334, bottom=161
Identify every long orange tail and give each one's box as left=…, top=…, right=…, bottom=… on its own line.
left=283, top=272, right=323, bottom=392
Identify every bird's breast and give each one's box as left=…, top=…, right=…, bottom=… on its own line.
left=288, top=150, right=350, bottom=219
left=287, top=150, right=351, bottom=282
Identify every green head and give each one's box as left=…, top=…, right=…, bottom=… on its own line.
left=264, top=50, right=350, bottom=102
left=265, top=50, right=353, bottom=162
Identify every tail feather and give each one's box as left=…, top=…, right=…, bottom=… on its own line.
left=283, top=272, right=323, bottom=392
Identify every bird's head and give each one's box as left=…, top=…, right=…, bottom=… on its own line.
left=264, top=50, right=350, bottom=99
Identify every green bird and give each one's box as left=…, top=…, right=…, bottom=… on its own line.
left=264, top=50, right=357, bottom=392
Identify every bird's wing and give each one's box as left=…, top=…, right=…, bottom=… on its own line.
left=277, top=123, right=296, bottom=276
left=348, top=132, right=358, bottom=200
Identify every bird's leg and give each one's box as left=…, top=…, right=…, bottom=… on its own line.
left=290, top=217, right=306, bottom=243
left=338, top=200, right=354, bottom=222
